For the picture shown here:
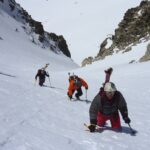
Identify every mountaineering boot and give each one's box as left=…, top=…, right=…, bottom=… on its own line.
left=75, top=94, right=80, bottom=100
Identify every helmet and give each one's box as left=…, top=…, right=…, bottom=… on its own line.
left=104, top=82, right=117, bottom=92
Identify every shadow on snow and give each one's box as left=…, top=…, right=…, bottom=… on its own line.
left=0, top=71, right=16, bottom=78
left=72, top=98, right=91, bottom=104
left=96, top=125, right=137, bottom=136
left=43, top=85, right=64, bottom=90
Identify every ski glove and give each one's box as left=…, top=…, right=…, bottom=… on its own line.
left=88, top=124, right=96, bottom=132
left=89, top=119, right=97, bottom=132
left=124, top=117, right=131, bottom=124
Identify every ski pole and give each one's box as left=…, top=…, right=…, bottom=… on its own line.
left=34, top=79, right=37, bottom=86
left=85, top=89, right=87, bottom=100
left=68, top=72, right=70, bottom=77
left=128, top=123, right=136, bottom=134
left=46, top=71, right=51, bottom=87
left=48, top=76, right=51, bottom=87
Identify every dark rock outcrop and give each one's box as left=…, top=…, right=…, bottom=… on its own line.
left=113, top=0, right=150, bottom=50
left=0, top=0, right=71, bottom=58
left=82, top=0, right=150, bottom=66
left=48, top=33, right=71, bottom=57
left=140, top=43, right=150, bottom=62
left=82, top=57, right=93, bottom=67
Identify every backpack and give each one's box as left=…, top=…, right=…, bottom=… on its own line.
left=74, top=78, right=82, bottom=87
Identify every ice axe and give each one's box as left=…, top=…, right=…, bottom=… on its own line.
left=128, top=123, right=136, bottom=135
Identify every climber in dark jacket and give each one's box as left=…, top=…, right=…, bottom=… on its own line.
left=89, top=82, right=131, bottom=132
left=35, top=69, right=49, bottom=86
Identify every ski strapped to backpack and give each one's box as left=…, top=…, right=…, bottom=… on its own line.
left=42, top=63, right=49, bottom=70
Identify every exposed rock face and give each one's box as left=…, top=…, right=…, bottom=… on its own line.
left=82, top=57, right=93, bottom=67
left=140, top=43, right=150, bottom=62
left=96, top=36, right=114, bottom=59
left=0, top=0, right=71, bottom=57
left=48, top=33, right=71, bottom=57
left=113, top=0, right=150, bottom=50
left=82, top=0, right=150, bottom=66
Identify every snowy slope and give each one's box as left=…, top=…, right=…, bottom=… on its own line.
left=1, top=39, right=150, bottom=150
left=1, top=2, right=150, bottom=150
left=0, top=9, right=78, bottom=75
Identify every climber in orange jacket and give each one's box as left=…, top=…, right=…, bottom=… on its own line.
left=67, top=75, right=88, bottom=100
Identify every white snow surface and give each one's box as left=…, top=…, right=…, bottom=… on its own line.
left=1, top=4, right=150, bottom=150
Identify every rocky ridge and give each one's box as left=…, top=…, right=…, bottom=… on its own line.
left=0, top=0, right=71, bottom=57
left=82, top=0, right=150, bottom=66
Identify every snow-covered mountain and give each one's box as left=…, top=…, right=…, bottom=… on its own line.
left=82, top=0, right=150, bottom=66
left=16, top=0, right=143, bottom=64
left=1, top=1, right=150, bottom=150
left=0, top=0, right=75, bottom=58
